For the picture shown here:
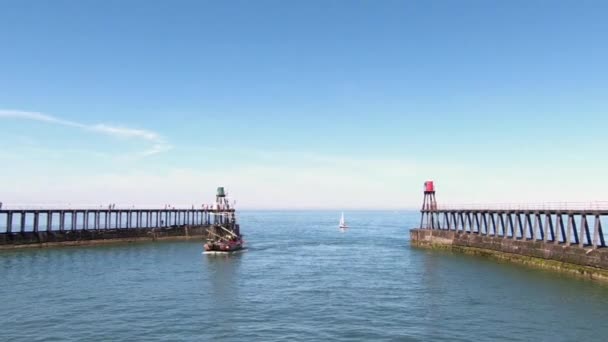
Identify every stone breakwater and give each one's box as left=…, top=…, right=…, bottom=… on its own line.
left=410, top=229, right=608, bottom=282
left=0, top=225, right=211, bottom=250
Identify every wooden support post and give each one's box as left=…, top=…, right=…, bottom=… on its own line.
left=490, top=213, right=497, bottom=236
left=118, top=211, right=122, bottom=229
left=598, top=216, right=606, bottom=248
left=524, top=214, right=532, bottom=240
left=84, top=211, right=89, bottom=230
left=481, top=213, right=489, bottom=235
left=494, top=213, right=500, bottom=236
left=511, top=213, right=517, bottom=238
left=47, top=211, right=53, bottom=232
left=579, top=215, right=591, bottom=247
left=531, top=214, right=538, bottom=240
left=6, top=212, right=12, bottom=234
left=543, top=214, right=551, bottom=243
left=554, top=215, right=563, bottom=244
left=593, top=215, right=601, bottom=249
left=33, top=212, right=39, bottom=233
left=473, top=213, right=479, bottom=233
left=579, top=215, right=587, bottom=248
left=537, top=213, right=544, bottom=241
left=448, top=212, right=453, bottom=231
left=571, top=215, right=579, bottom=245
left=20, top=211, right=26, bottom=233
left=72, top=211, right=77, bottom=230
left=59, top=211, right=65, bottom=232
left=584, top=215, right=592, bottom=246
left=566, top=215, right=573, bottom=246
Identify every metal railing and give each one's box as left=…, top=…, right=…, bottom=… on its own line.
left=435, top=201, right=608, bottom=211
left=0, top=203, right=225, bottom=210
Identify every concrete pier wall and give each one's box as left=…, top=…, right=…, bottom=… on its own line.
left=410, top=229, right=608, bottom=282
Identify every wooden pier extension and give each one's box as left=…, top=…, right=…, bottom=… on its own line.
left=0, top=208, right=235, bottom=249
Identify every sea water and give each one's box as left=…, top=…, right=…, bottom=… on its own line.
left=1, top=211, right=608, bottom=341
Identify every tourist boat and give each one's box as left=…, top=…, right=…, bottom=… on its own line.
left=204, top=214, right=245, bottom=254
left=204, top=187, right=245, bottom=254
left=204, top=227, right=244, bottom=253
left=339, top=212, right=348, bottom=230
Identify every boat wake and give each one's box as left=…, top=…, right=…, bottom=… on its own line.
left=202, top=248, right=248, bottom=255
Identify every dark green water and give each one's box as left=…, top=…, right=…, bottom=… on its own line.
left=2, top=211, right=607, bottom=341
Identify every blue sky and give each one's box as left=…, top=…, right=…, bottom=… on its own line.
left=1, top=1, right=607, bottom=209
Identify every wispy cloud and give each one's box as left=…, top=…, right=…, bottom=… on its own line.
left=0, top=109, right=171, bottom=156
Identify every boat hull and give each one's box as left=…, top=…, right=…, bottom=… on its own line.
left=204, top=239, right=244, bottom=253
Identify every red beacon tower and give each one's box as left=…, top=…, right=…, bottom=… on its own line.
left=420, top=181, right=438, bottom=228
left=422, top=181, right=437, bottom=211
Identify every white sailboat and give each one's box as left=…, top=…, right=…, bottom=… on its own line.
left=339, top=212, right=348, bottom=230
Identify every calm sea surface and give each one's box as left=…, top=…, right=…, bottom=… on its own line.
left=1, top=211, right=608, bottom=341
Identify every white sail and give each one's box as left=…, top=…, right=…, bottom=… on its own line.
left=339, top=212, right=347, bottom=228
